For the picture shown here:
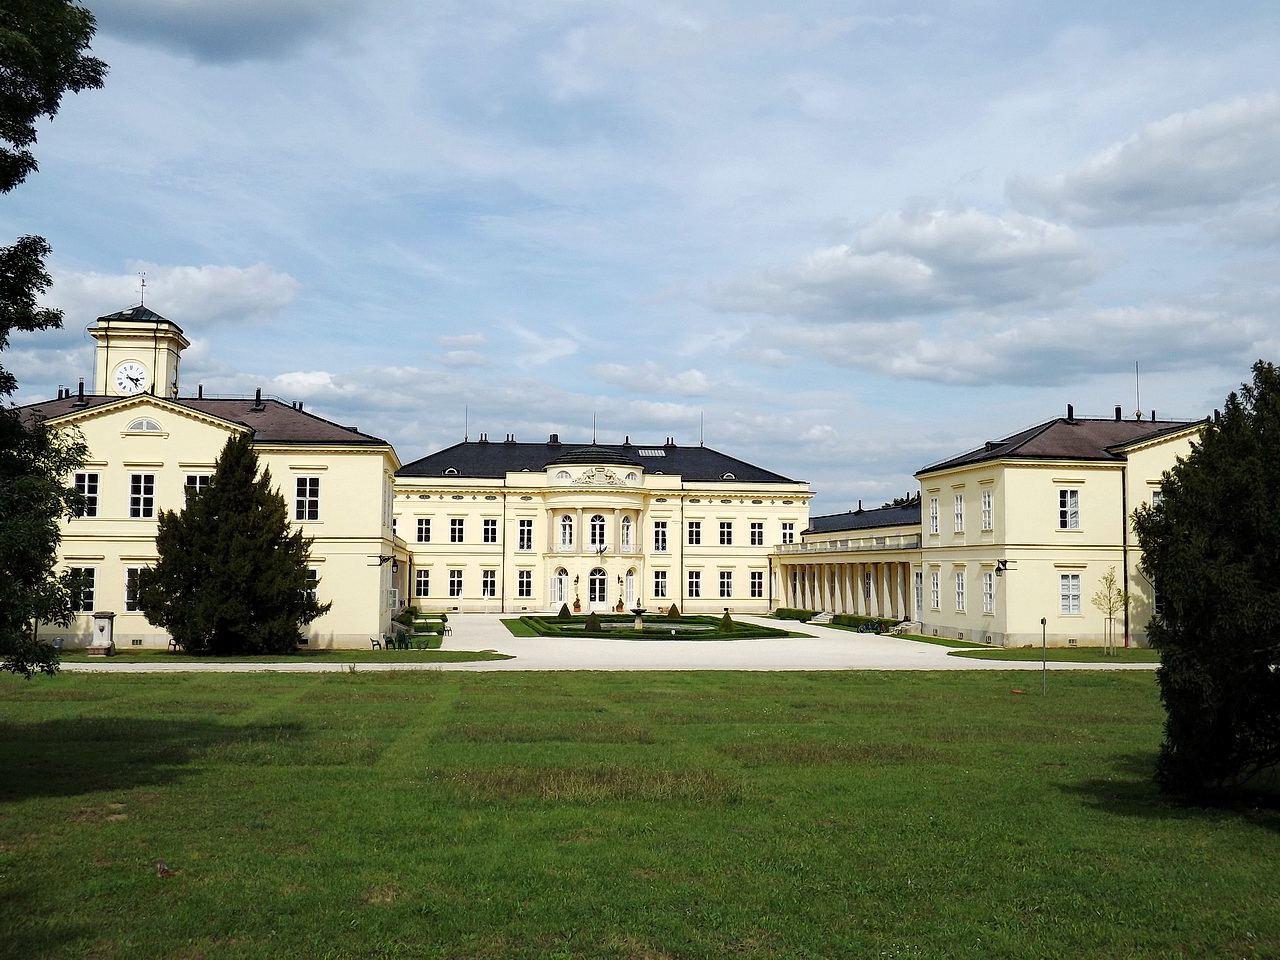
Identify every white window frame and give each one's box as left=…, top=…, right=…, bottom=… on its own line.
left=73, top=472, right=98, bottom=517
left=719, top=570, right=732, bottom=598
left=448, top=569, right=463, bottom=597
left=719, top=521, right=733, bottom=546
left=929, top=497, right=939, bottom=535
left=518, top=519, right=533, bottom=551
left=70, top=566, right=95, bottom=612
left=982, top=571, right=994, bottom=614
left=482, top=518, right=498, bottom=544
left=130, top=473, right=156, bottom=519
left=687, top=521, right=701, bottom=546
left=750, top=522, right=764, bottom=546
left=750, top=570, right=764, bottom=598
left=294, top=476, right=319, bottom=522
left=590, top=514, right=606, bottom=548
left=560, top=515, right=573, bottom=548
left=415, top=569, right=430, bottom=598
left=621, top=516, right=632, bottom=548
left=450, top=518, right=465, bottom=543
left=653, top=521, right=668, bottom=553
left=416, top=518, right=431, bottom=543
left=124, top=566, right=144, bottom=612
left=955, top=571, right=965, bottom=612
left=185, top=474, right=211, bottom=497
left=780, top=522, right=795, bottom=545
left=981, top=489, right=993, bottom=531
left=481, top=569, right=497, bottom=598
left=930, top=570, right=940, bottom=611
left=687, top=570, right=701, bottom=598
left=517, top=569, right=532, bottom=598
left=653, top=569, right=668, bottom=599
left=1058, top=489, right=1080, bottom=530
left=1060, top=573, right=1082, bottom=614
left=914, top=571, right=923, bottom=620
left=954, top=494, right=964, bottom=533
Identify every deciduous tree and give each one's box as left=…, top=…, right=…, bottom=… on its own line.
left=1133, top=360, right=1280, bottom=797
left=136, top=434, right=331, bottom=655
left=0, top=1, right=105, bottom=677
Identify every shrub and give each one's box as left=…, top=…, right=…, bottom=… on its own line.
left=557, top=603, right=572, bottom=619
left=584, top=612, right=602, bottom=632
left=774, top=607, right=816, bottom=621
left=719, top=611, right=734, bottom=631
left=667, top=604, right=681, bottom=620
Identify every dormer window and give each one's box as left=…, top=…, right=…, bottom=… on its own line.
left=625, top=472, right=638, bottom=484
left=721, top=472, right=735, bottom=480
left=556, top=470, right=571, bottom=482
left=444, top=467, right=458, bottom=476
left=126, top=418, right=162, bottom=433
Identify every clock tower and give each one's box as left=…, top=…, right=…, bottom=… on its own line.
left=89, top=305, right=190, bottom=398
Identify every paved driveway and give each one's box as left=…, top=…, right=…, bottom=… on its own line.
left=60, top=615, right=1157, bottom=673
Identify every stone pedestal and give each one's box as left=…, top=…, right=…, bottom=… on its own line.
left=89, top=611, right=116, bottom=657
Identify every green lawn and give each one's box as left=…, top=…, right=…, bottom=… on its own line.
left=1, top=670, right=1276, bottom=959
left=950, top=646, right=1162, bottom=663
left=59, top=648, right=511, bottom=664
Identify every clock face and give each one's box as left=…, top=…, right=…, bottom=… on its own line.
left=114, top=361, right=149, bottom=395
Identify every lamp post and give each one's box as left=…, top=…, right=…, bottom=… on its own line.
left=1041, top=616, right=1047, bottom=696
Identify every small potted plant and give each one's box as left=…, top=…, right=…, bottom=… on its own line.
left=573, top=596, right=581, bottom=613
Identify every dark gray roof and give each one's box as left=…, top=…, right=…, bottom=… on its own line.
left=397, top=438, right=800, bottom=483
left=918, top=416, right=1201, bottom=475
left=95, top=305, right=177, bottom=326
left=805, top=503, right=921, bottom=535
left=18, top=394, right=389, bottom=446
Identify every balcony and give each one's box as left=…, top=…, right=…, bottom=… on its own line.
left=775, top=533, right=922, bottom=555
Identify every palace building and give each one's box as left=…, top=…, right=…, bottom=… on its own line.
left=20, top=306, right=811, bottom=648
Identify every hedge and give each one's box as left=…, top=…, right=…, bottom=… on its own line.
left=774, top=607, right=817, bottom=621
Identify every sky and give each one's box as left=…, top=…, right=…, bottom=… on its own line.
left=6, top=0, right=1280, bottom=515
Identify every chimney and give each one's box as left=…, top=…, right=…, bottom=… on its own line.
left=1151, top=409, right=1156, bottom=422
left=505, top=433, right=515, bottom=443
left=297, top=400, right=302, bottom=411
left=856, top=499, right=863, bottom=513
left=1213, top=408, right=1221, bottom=424
left=1115, top=406, right=1122, bottom=421
left=57, top=384, right=64, bottom=399
left=1066, top=403, right=1074, bottom=422
left=72, top=379, right=88, bottom=407
left=478, top=432, right=488, bottom=443
left=251, top=387, right=264, bottom=411
left=197, top=384, right=204, bottom=399
left=623, top=435, right=631, bottom=446
left=548, top=433, right=560, bottom=445
left=665, top=436, right=675, bottom=447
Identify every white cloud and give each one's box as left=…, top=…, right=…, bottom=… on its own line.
left=589, top=361, right=709, bottom=396
left=49, top=262, right=300, bottom=327
left=711, top=206, right=1096, bottom=321
left=1008, top=93, right=1280, bottom=226
left=506, top=324, right=578, bottom=368
left=436, top=333, right=487, bottom=348
left=433, top=351, right=489, bottom=368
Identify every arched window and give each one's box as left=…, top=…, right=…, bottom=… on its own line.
left=551, top=568, right=568, bottom=605
left=625, top=569, right=636, bottom=606
left=560, top=515, right=573, bottom=548
left=590, top=514, right=606, bottom=548
left=621, top=515, right=633, bottom=548
left=589, top=567, right=607, bottom=604
left=556, top=470, right=571, bottom=482
left=126, top=418, right=162, bottom=432
left=625, top=472, right=638, bottom=484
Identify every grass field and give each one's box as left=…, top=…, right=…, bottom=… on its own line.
left=2, top=670, right=1277, bottom=959
left=58, top=649, right=512, bottom=664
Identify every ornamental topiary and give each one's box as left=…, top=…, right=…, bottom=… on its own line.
left=584, top=611, right=602, bottom=632
left=667, top=604, right=681, bottom=620
left=558, top=603, right=572, bottom=619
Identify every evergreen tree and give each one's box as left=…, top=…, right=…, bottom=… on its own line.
left=0, top=1, right=105, bottom=677
left=1133, top=360, right=1280, bottom=797
left=137, top=433, right=331, bottom=655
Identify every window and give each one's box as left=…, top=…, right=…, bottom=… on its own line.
left=750, top=522, right=764, bottom=546
left=590, top=514, right=606, bottom=547
left=687, top=521, right=701, bottom=546
left=653, top=570, right=668, bottom=598
left=914, top=571, right=923, bottom=620
left=750, top=570, right=764, bottom=598
left=125, top=567, right=143, bottom=612
left=448, top=569, right=463, bottom=597
left=653, top=521, right=668, bottom=553
left=450, top=518, right=465, bottom=543
left=73, top=472, right=98, bottom=517
left=416, top=518, right=431, bottom=543
left=719, top=570, right=732, bottom=598
left=780, top=522, right=795, bottom=545
left=551, top=569, right=568, bottom=604
left=126, top=418, right=162, bottom=432
left=982, top=571, right=994, bottom=614
left=928, top=497, right=939, bottom=534
left=981, top=489, right=993, bottom=531
left=560, top=515, right=573, bottom=548
left=555, top=470, right=571, bottom=482
left=1152, top=489, right=1163, bottom=507
left=955, top=572, right=965, bottom=611
left=305, top=568, right=320, bottom=605
left=483, top=518, right=498, bottom=544
left=589, top=567, right=607, bottom=603
left=718, top=521, right=733, bottom=546
left=621, top=516, right=632, bottom=548
left=517, top=569, right=532, bottom=598
left=687, top=570, right=702, bottom=598
left=930, top=570, right=940, bottom=610
left=954, top=494, right=964, bottom=533
left=1059, top=489, right=1080, bottom=530
left=185, top=474, right=211, bottom=496
left=130, top=473, right=155, bottom=518
left=70, top=567, right=95, bottom=612
left=295, top=477, right=319, bottom=521
left=1060, top=573, right=1081, bottom=614
left=415, top=569, right=430, bottom=597
left=481, top=570, right=496, bottom=598
left=518, top=519, right=533, bottom=551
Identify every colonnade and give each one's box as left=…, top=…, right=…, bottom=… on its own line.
left=778, top=559, right=915, bottom=620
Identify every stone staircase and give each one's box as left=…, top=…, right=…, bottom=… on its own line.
left=809, top=611, right=834, bottom=624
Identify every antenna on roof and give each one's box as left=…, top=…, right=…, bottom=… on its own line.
left=464, top=405, right=468, bottom=442
left=592, top=412, right=597, bottom=443
left=138, top=271, right=147, bottom=306
left=699, top=411, right=704, bottom=447
left=1134, top=362, right=1143, bottom=421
